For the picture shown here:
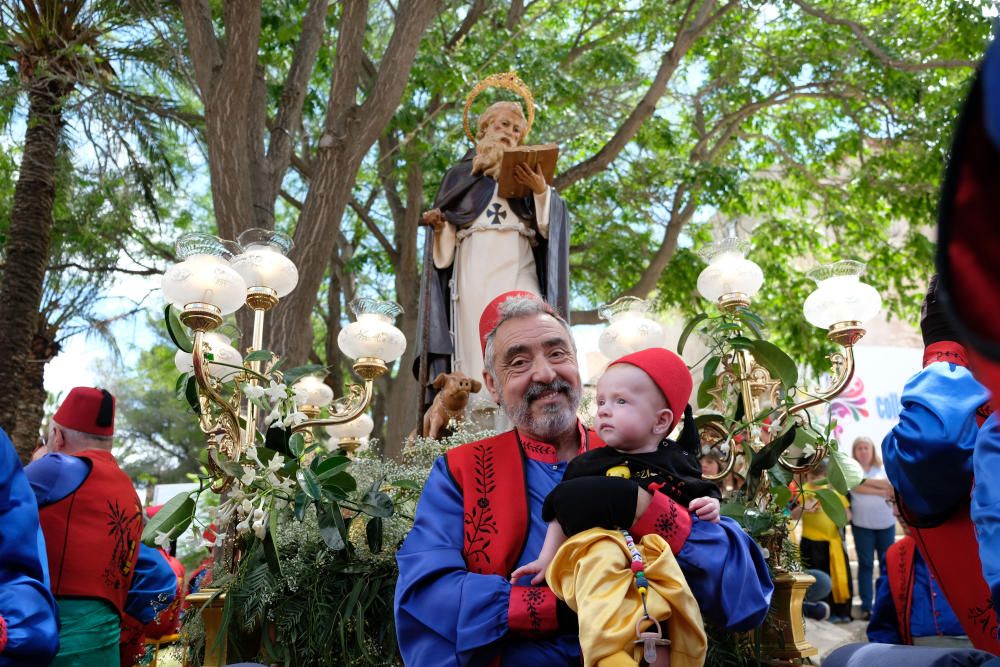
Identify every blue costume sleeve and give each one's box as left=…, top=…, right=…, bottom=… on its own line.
left=866, top=574, right=901, bottom=644
left=881, top=363, right=988, bottom=519
left=674, top=516, right=773, bottom=631
left=124, top=545, right=177, bottom=624
left=24, top=452, right=89, bottom=506
left=395, top=457, right=577, bottom=667
left=972, top=412, right=1000, bottom=609
left=0, top=432, right=58, bottom=666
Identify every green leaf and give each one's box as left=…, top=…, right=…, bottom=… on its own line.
left=174, top=372, right=190, bottom=399
left=677, top=313, right=709, bottom=355
left=293, top=492, right=308, bottom=521
left=141, top=492, right=195, bottom=546
left=296, top=467, right=322, bottom=500
left=828, top=448, right=864, bottom=493
left=747, top=426, right=798, bottom=481
left=702, top=355, right=721, bottom=383
left=317, top=501, right=347, bottom=550
left=165, top=304, right=192, bottom=352
left=360, top=489, right=394, bottom=518
left=244, top=350, right=275, bottom=363
left=321, top=471, right=357, bottom=496
left=693, top=413, right=725, bottom=429
left=729, top=336, right=755, bottom=350
left=366, top=517, right=383, bottom=553
left=815, top=488, right=848, bottom=528
left=772, top=484, right=792, bottom=508
left=289, top=432, right=305, bottom=458
left=263, top=510, right=282, bottom=575
left=184, top=375, right=200, bottom=415
left=283, top=364, right=328, bottom=387
left=313, top=455, right=351, bottom=479
left=748, top=339, right=799, bottom=389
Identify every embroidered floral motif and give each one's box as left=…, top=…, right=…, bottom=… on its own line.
left=521, top=439, right=557, bottom=462
left=653, top=498, right=679, bottom=540
left=968, top=598, right=999, bottom=640
left=465, top=443, right=498, bottom=567
left=522, top=586, right=545, bottom=632
left=104, top=499, right=141, bottom=589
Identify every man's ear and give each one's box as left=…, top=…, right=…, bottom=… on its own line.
left=470, top=379, right=483, bottom=394
left=652, top=408, right=674, bottom=435
left=483, top=370, right=501, bottom=403
left=431, top=373, right=448, bottom=390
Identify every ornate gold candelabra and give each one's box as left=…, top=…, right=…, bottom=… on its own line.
left=162, top=231, right=406, bottom=482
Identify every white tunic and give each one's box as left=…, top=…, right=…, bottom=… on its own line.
left=433, top=184, right=551, bottom=404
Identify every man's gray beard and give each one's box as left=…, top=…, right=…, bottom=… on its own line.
left=501, top=378, right=581, bottom=441
left=472, top=136, right=505, bottom=180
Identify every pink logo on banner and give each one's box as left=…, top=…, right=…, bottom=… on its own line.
left=828, top=376, right=869, bottom=438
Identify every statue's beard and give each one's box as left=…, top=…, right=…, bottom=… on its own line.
left=472, top=135, right=506, bottom=180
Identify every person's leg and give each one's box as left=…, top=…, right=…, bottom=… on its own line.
left=874, top=526, right=896, bottom=579
left=853, top=524, right=876, bottom=613
left=805, top=569, right=832, bottom=602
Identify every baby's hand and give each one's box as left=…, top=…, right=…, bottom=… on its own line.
left=510, top=560, right=547, bottom=586
left=689, top=496, right=721, bottom=523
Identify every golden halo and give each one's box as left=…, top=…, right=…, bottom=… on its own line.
left=463, top=71, right=535, bottom=144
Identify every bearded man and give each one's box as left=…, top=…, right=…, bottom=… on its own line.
left=420, top=100, right=570, bottom=407
left=395, top=292, right=773, bottom=666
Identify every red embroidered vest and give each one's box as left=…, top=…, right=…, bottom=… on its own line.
left=886, top=535, right=917, bottom=645
left=39, top=450, right=143, bottom=615
left=445, top=427, right=601, bottom=576
left=906, top=501, right=1000, bottom=653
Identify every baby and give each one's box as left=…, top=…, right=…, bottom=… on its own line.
left=512, top=347, right=721, bottom=585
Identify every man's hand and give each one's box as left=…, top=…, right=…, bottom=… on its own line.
left=689, top=496, right=721, bottom=523
left=513, top=163, right=547, bottom=195
left=420, top=208, right=446, bottom=233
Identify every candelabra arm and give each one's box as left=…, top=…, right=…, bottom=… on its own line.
left=774, top=341, right=856, bottom=472
left=192, top=330, right=241, bottom=453
left=292, top=379, right=375, bottom=434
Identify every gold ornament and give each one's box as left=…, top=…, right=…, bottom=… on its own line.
left=463, top=71, right=535, bottom=144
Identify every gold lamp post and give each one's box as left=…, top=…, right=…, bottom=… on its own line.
left=160, top=231, right=406, bottom=481
left=692, top=240, right=883, bottom=659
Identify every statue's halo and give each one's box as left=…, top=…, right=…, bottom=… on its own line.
left=463, top=71, right=535, bottom=145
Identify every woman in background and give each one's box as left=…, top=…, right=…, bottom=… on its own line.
left=849, top=436, right=897, bottom=621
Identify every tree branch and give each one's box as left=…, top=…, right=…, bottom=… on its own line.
left=790, top=0, right=977, bottom=72
left=349, top=198, right=398, bottom=262
left=447, top=0, right=489, bottom=51
left=265, top=0, right=329, bottom=199
left=177, top=0, right=221, bottom=97
left=554, top=0, right=738, bottom=191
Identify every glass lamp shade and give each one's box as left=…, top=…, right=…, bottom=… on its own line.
left=338, top=298, right=407, bottom=363
left=292, top=376, right=334, bottom=408
left=162, top=234, right=247, bottom=315
left=174, top=331, right=244, bottom=381
left=324, top=413, right=374, bottom=441
left=696, top=238, right=764, bottom=302
left=230, top=228, right=299, bottom=298
left=803, top=261, right=882, bottom=329
left=597, top=297, right=665, bottom=359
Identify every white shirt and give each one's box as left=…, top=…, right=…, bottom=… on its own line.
left=850, top=465, right=896, bottom=529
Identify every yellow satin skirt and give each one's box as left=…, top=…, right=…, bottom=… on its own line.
left=546, top=529, right=707, bottom=667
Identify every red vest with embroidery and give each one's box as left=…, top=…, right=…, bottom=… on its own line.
left=906, top=501, right=1000, bottom=653
left=39, top=450, right=143, bottom=615
left=444, top=428, right=601, bottom=576
left=886, top=535, right=917, bottom=645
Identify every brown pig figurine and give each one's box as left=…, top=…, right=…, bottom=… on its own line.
left=422, top=372, right=483, bottom=439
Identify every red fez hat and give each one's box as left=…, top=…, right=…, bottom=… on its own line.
left=609, top=348, right=692, bottom=432
left=146, top=504, right=164, bottom=518
left=478, top=290, right=553, bottom=354
left=53, top=387, right=116, bottom=437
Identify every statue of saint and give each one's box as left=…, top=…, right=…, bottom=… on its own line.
left=418, top=74, right=570, bottom=408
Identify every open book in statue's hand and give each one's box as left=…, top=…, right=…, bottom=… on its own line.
left=498, top=143, right=559, bottom=198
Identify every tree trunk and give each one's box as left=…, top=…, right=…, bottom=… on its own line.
left=0, top=79, right=67, bottom=462
left=10, top=317, right=59, bottom=460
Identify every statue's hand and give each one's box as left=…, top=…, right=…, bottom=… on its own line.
left=420, top=208, right=446, bottom=233
left=514, top=163, right=547, bottom=195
